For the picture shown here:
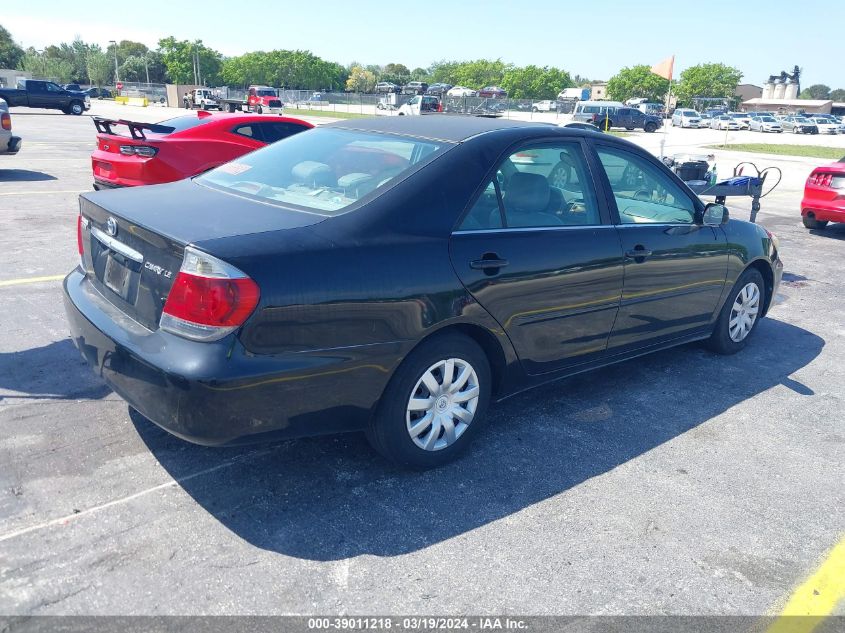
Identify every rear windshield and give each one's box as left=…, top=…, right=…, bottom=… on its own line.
left=197, top=128, right=450, bottom=216
left=155, top=115, right=214, bottom=134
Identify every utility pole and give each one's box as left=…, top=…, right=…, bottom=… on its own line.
left=144, top=54, right=150, bottom=84
left=109, top=40, right=119, bottom=84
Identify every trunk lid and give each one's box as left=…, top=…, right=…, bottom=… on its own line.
left=79, top=179, right=324, bottom=330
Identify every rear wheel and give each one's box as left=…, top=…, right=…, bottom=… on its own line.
left=802, top=214, right=828, bottom=230
left=707, top=268, right=765, bottom=355
left=367, top=333, right=491, bottom=469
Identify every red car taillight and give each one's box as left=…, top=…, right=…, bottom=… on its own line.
left=77, top=213, right=88, bottom=258
left=160, top=247, right=260, bottom=342
left=1, top=113, right=10, bottom=131
left=119, top=145, right=158, bottom=157
left=809, top=172, right=834, bottom=188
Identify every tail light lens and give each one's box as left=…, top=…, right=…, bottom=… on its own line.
left=160, top=247, right=260, bottom=342
left=119, top=145, right=158, bottom=157
left=77, top=214, right=89, bottom=259
left=1, top=113, right=10, bottom=130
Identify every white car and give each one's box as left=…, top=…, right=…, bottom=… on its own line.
left=671, top=109, right=702, bottom=128
left=729, top=112, right=752, bottom=129
left=749, top=116, right=783, bottom=133
left=397, top=95, right=441, bottom=116
left=710, top=115, right=740, bottom=130
left=531, top=100, right=559, bottom=112
left=0, top=99, right=21, bottom=155
left=809, top=117, right=840, bottom=135
left=446, top=86, right=477, bottom=98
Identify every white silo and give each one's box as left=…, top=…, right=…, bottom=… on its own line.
left=762, top=81, right=773, bottom=100
left=773, top=79, right=786, bottom=100
left=785, top=79, right=799, bottom=100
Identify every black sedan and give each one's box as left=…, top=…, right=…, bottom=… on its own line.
left=64, top=116, right=782, bottom=469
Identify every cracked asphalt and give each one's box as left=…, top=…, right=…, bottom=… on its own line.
left=0, top=103, right=843, bottom=616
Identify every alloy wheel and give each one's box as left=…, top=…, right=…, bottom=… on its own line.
left=729, top=283, right=760, bottom=342
left=406, top=358, right=480, bottom=451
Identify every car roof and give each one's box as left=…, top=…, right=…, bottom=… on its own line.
left=326, top=115, right=548, bottom=142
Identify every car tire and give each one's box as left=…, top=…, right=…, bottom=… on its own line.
left=793, top=127, right=799, bottom=134
left=802, top=215, right=828, bottom=230
left=69, top=101, right=84, bottom=115
left=366, top=333, right=491, bottom=469
left=707, top=268, right=765, bottom=355
left=644, top=122, right=657, bottom=133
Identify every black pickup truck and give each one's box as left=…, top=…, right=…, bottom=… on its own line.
left=578, top=106, right=662, bottom=133
left=0, top=80, right=91, bottom=115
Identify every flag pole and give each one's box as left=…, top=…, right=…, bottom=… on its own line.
left=660, top=78, right=671, bottom=160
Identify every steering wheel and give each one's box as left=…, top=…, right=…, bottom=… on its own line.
left=633, top=189, right=652, bottom=201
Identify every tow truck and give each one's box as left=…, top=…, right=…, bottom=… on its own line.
left=218, top=86, right=284, bottom=115
left=182, top=88, right=221, bottom=110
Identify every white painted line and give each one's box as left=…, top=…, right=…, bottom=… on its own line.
left=0, top=448, right=272, bottom=543
left=0, top=190, right=83, bottom=196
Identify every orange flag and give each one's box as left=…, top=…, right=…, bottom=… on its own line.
left=651, top=56, right=675, bottom=81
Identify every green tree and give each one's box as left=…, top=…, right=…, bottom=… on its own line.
left=501, top=65, right=572, bottom=99
left=86, top=47, right=113, bottom=87
left=222, top=50, right=346, bottom=90
left=20, top=50, right=73, bottom=83
left=410, top=67, right=430, bottom=81
left=157, top=37, right=221, bottom=85
left=606, top=65, right=670, bottom=103
left=676, top=63, right=742, bottom=105
left=383, top=63, right=410, bottom=83
left=799, top=84, right=831, bottom=100
left=345, top=65, right=376, bottom=92
left=830, top=88, right=845, bottom=102
left=0, top=24, right=24, bottom=69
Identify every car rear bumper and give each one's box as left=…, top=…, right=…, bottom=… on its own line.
left=92, top=179, right=124, bottom=191
left=2, top=136, right=21, bottom=154
left=63, top=269, right=395, bottom=445
left=802, top=198, right=845, bottom=223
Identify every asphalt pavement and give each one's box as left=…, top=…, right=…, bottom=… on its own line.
left=0, top=103, right=843, bottom=617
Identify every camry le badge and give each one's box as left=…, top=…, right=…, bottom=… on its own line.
left=106, top=217, right=118, bottom=237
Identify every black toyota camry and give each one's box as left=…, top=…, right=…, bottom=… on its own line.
left=64, top=116, right=782, bottom=469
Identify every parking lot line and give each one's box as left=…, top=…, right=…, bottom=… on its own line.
left=0, top=274, right=66, bottom=287
left=0, top=448, right=273, bottom=544
left=0, top=190, right=84, bottom=196
left=767, top=535, right=845, bottom=633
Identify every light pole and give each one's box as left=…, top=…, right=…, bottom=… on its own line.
left=144, top=54, right=150, bottom=84
left=108, top=40, right=119, bottom=85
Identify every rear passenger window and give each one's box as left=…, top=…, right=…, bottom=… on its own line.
left=258, top=122, right=308, bottom=144
left=459, top=143, right=600, bottom=230
left=233, top=125, right=258, bottom=139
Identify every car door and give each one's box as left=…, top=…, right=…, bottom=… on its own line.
left=449, top=140, right=624, bottom=375
left=590, top=142, right=729, bottom=353
left=27, top=81, right=51, bottom=108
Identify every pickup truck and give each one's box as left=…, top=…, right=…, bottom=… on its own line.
left=584, top=106, right=661, bottom=133
left=0, top=79, right=91, bottom=115
left=182, top=88, right=221, bottom=110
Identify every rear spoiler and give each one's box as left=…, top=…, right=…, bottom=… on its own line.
left=93, top=117, right=175, bottom=140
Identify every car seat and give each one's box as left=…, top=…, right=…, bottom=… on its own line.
left=503, top=172, right=563, bottom=227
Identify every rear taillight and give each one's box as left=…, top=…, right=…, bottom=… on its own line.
left=119, top=145, right=158, bottom=157
left=1, top=113, right=10, bottom=131
left=160, top=247, right=260, bottom=342
left=810, top=173, right=834, bottom=187
left=77, top=214, right=84, bottom=256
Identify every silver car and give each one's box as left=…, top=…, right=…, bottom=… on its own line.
left=0, top=99, right=21, bottom=155
left=671, top=109, right=702, bottom=128
left=809, top=117, right=840, bottom=135
left=710, top=115, right=740, bottom=130
left=749, top=116, right=783, bottom=133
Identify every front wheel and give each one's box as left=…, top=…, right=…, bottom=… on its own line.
left=644, top=122, right=658, bottom=133
left=69, top=101, right=84, bottom=115
left=367, top=334, right=491, bottom=469
left=707, top=268, right=765, bottom=355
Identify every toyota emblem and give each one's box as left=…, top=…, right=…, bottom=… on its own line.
left=106, top=217, right=118, bottom=237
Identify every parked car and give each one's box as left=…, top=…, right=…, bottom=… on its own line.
left=63, top=83, right=83, bottom=92
left=402, top=81, right=429, bottom=95
left=0, top=79, right=90, bottom=115
left=0, top=99, right=21, bottom=155
left=671, top=109, right=702, bottom=128
left=710, top=115, right=740, bottom=130
left=425, top=83, right=452, bottom=97
left=558, top=120, right=601, bottom=132
left=91, top=112, right=312, bottom=190
left=592, top=107, right=661, bottom=132
left=447, top=86, right=478, bottom=98
left=398, top=95, right=442, bottom=115
left=801, top=155, right=845, bottom=229
left=729, top=113, right=752, bottom=129
left=531, top=100, right=560, bottom=112
left=375, top=82, right=401, bottom=94
left=781, top=116, right=818, bottom=134
left=809, top=117, right=839, bottom=135
left=478, top=86, right=507, bottom=98
left=698, top=112, right=713, bottom=126
left=65, top=116, right=782, bottom=469
left=748, top=116, right=783, bottom=133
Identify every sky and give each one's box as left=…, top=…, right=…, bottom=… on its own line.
left=6, top=0, right=843, bottom=89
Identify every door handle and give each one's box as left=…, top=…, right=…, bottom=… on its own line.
left=470, top=257, right=509, bottom=271
left=625, top=247, right=653, bottom=260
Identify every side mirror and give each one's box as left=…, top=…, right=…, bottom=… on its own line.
left=700, top=202, right=729, bottom=225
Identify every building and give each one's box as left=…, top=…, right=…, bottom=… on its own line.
left=590, top=82, right=608, bottom=101
left=735, top=84, right=762, bottom=102
left=741, top=98, right=832, bottom=115
left=0, top=69, right=31, bottom=88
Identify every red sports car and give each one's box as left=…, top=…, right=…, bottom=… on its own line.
left=91, top=111, right=312, bottom=190
left=801, top=155, right=845, bottom=229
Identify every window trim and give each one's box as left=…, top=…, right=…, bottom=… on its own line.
left=451, top=136, right=612, bottom=233
left=587, top=140, right=704, bottom=226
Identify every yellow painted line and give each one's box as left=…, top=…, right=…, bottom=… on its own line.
left=0, top=190, right=84, bottom=196
left=767, top=535, right=845, bottom=633
left=0, top=274, right=65, bottom=288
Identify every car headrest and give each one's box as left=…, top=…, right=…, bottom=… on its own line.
left=506, top=172, right=550, bottom=214
left=292, top=161, right=333, bottom=187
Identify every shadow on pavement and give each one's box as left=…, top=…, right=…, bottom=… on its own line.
left=133, top=318, right=823, bottom=561
left=0, top=339, right=111, bottom=402
left=809, top=224, right=845, bottom=241
left=0, top=170, right=57, bottom=182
